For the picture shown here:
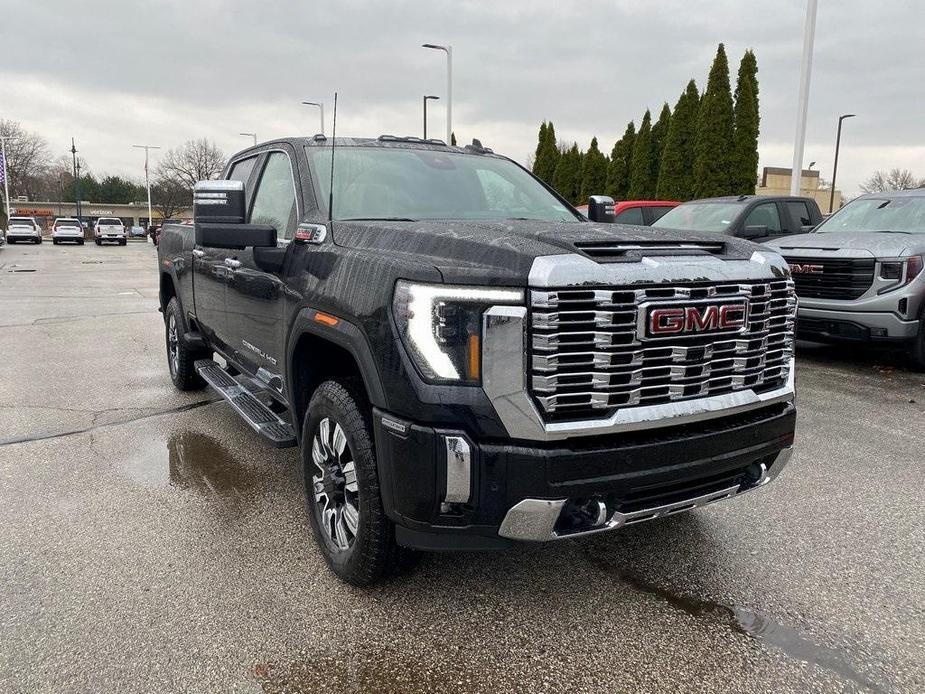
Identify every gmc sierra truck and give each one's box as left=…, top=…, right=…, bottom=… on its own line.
left=158, top=136, right=797, bottom=585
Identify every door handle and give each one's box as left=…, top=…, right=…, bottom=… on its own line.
left=224, top=258, right=242, bottom=269
left=192, top=249, right=205, bottom=258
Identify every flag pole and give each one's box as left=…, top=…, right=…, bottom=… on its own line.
left=1, top=137, right=10, bottom=226
left=132, top=144, right=160, bottom=229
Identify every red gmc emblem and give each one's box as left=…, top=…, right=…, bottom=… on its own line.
left=644, top=301, right=749, bottom=337
left=790, top=263, right=823, bottom=274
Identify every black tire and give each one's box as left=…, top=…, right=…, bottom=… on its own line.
left=94, top=239, right=101, bottom=246
left=119, top=239, right=127, bottom=246
left=36, top=238, right=42, bottom=244
left=52, top=240, right=58, bottom=245
left=165, top=297, right=207, bottom=390
left=7, top=239, right=13, bottom=245
left=77, top=240, right=84, bottom=245
left=301, top=380, right=401, bottom=586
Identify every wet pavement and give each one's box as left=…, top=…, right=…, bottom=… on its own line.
left=0, top=241, right=922, bottom=693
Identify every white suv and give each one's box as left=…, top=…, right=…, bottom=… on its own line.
left=52, top=218, right=85, bottom=245
left=6, top=216, right=43, bottom=244
left=94, top=217, right=127, bottom=245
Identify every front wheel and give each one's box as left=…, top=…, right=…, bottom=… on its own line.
left=302, top=380, right=401, bottom=586
left=165, top=297, right=207, bottom=390
left=77, top=240, right=84, bottom=245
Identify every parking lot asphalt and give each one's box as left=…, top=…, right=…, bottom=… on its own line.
left=0, top=240, right=922, bottom=693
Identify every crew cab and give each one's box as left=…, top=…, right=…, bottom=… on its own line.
left=52, top=218, right=85, bottom=245
left=652, top=195, right=824, bottom=243
left=158, top=136, right=797, bottom=585
left=767, top=189, right=925, bottom=367
left=94, top=217, right=127, bottom=245
left=5, top=216, right=43, bottom=244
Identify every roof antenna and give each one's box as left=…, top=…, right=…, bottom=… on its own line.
left=328, top=92, right=337, bottom=222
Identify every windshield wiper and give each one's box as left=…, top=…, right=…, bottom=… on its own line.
left=340, top=217, right=418, bottom=222
left=873, top=230, right=913, bottom=235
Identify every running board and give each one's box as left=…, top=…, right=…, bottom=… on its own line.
left=195, top=359, right=296, bottom=448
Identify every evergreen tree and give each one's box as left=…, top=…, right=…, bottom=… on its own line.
left=451, top=132, right=457, bottom=146
left=579, top=137, right=609, bottom=201
left=552, top=143, right=582, bottom=204
left=692, top=43, right=735, bottom=197
left=627, top=110, right=655, bottom=200
left=532, top=121, right=560, bottom=185
left=606, top=121, right=635, bottom=200
left=650, top=103, right=672, bottom=191
left=657, top=80, right=700, bottom=200
left=731, top=50, right=760, bottom=195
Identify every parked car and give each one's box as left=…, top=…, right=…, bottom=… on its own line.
left=766, top=189, right=925, bottom=368
left=576, top=200, right=680, bottom=225
left=652, top=195, right=824, bottom=243
left=5, top=216, right=43, bottom=244
left=94, top=217, right=127, bottom=245
left=128, top=226, right=147, bottom=238
left=158, top=135, right=796, bottom=585
left=52, top=218, right=84, bottom=245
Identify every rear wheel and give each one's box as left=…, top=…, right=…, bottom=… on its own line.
left=95, top=239, right=101, bottom=246
left=7, top=239, right=13, bottom=245
left=302, top=380, right=400, bottom=586
left=165, top=297, right=207, bottom=390
left=77, top=239, right=84, bottom=245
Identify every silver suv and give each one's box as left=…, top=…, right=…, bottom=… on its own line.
left=767, top=189, right=925, bottom=367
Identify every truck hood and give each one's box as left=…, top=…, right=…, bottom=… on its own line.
left=332, top=220, right=767, bottom=284
left=767, top=231, right=923, bottom=258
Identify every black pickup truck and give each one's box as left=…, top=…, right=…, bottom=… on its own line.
left=158, top=136, right=797, bottom=585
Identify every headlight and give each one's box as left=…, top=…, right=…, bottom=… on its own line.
left=878, top=256, right=923, bottom=293
left=393, top=281, right=523, bottom=384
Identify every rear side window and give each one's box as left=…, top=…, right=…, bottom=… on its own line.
left=9, top=218, right=34, bottom=227
left=249, top=152, right=298, bottom=239
left=786, top=201, right=812, bottom=227
left=614, top=207, right=645, bottom=225
left=744, top=203, right=782, bottom=233
left=648, top=206, right=674, bottom=222
left=228, top=157, right=257, bottom=186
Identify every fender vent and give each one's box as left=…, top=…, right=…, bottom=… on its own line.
left=576, top=240, right=726, bottom=262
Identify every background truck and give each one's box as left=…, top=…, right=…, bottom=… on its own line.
left=158, top=135, right=797, bottom=585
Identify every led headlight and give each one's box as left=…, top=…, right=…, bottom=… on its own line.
left=393, top=281, right=524, bottom=384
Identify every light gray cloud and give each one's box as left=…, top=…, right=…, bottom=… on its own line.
left=2, top=0, right=922, bottom=196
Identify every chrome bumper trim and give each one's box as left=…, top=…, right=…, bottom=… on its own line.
left=498, top=446, right=794, bottom=541
left=482, top=305, right=795, bottom=442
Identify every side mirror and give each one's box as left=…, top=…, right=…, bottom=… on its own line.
left=741, top=224, right=768, bottom=239
left=193, top=180, right=246, bottom=224
left=586, top=195, right=615, bottom=223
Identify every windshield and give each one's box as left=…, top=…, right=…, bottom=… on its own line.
left=308, top=146, right=581, bottom=223
left=652, top=201, right=743, bottom=233
left=9, top=218, right=34, bottom=227
left=815, top=196, right=925, bottom=234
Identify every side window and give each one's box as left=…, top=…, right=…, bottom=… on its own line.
left=648, top=206, right=674, bottom=223
left=228, top=157, right=257, bottom=185
left=250, top=152, right=298, bottom=239
left=615, top=207, right=645, bottom=225
left=743, top=203, right=782, bottom=233
left=786, top=201, right=812, bottom=227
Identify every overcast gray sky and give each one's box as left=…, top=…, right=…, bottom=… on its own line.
left=2, top=0, right=922, bottom=197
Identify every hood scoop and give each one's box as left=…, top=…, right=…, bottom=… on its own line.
left=575, top=239, right=726, bottom=262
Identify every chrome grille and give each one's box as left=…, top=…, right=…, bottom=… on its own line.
left=529, top=280, right=796, bottom=420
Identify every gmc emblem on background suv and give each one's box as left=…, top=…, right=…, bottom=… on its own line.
left=790, top=263, right=824, bottom=274
left=641, top=301, right=749, bottom=338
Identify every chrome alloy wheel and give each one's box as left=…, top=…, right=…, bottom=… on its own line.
left=167, top=313, right=180, bottom=377
left=312, top=417, right=360, bottom=550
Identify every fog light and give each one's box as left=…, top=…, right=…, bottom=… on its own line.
left=871, top=327, right=887, bottom=337
left=556, top=497, right=608, bottom=533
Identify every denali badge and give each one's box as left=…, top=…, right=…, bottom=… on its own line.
left=640, top=300, right=749, bottom=339
left=790, top=263, right=823, bottom=274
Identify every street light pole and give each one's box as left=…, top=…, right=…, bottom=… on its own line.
left=240, top=132, right=257, bottom=146
left=133, top=144, right=160, bottom=229
left=0, top=136, right=10, bottom=226
left=790, top=0, right=818, bottom=195
left=422, top=44, right=452, bottom=144
left=71, top=138, right=82, bottom=222
left=301, top=101, right=325, bottom=135
left=829, top=114, right=855, bottom=213
left=423, top=95, right=440, bottom=139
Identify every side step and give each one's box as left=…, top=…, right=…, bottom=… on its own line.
left=195, top=359, right=297, bottom=448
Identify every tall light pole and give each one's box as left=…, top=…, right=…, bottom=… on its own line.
left=829, top=114, right=855, bottom=213
left=0, top=136, right=10, bottom=226
left=423, top=95, right=440, bottom=139
left=133, top=144, right=160, bottom=229
left=422, top=44, right=452, bottom=144
left=239, top=132, right=257, bottom=146
left=790, top=0, right=818, bottom=195
left=71, top=138, right=82, bottom=222
left=301, top=101, right=325, bottom=135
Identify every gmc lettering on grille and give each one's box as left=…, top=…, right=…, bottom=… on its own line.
left=646, top=302, right=749, bottom=337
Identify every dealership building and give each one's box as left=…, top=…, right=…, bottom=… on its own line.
left=7, top=199, right=192, bottom=230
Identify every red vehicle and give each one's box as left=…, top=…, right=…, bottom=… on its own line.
left=576, top=200, right=680, bottom=225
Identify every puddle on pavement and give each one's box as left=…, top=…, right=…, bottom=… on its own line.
left=118, top=431, right=258, bottom=508
left=588, top=557, right=885, bottom=693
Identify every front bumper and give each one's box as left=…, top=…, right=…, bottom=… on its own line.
left=797, top=306, right=918, bottom=342
left=375, top=401, right=796, bottom=550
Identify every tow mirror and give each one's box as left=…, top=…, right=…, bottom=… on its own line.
left=193, top=180, right=246, bottom=224
left=586, top=195, right=615, bottom=223
left=741, top=224, right=768, bottom=239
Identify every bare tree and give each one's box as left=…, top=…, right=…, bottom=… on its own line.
left=860, top=168, right=925, bottom=193
left=155, top=138, right=226, bottom=190
left=151, top=176, right=191, bottom=222
left=0, top=120, right=52, bottom=202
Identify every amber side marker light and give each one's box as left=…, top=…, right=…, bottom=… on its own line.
left=467, top=334, right=481, bottom=381
left=314, top=312, right=339, bottom=327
